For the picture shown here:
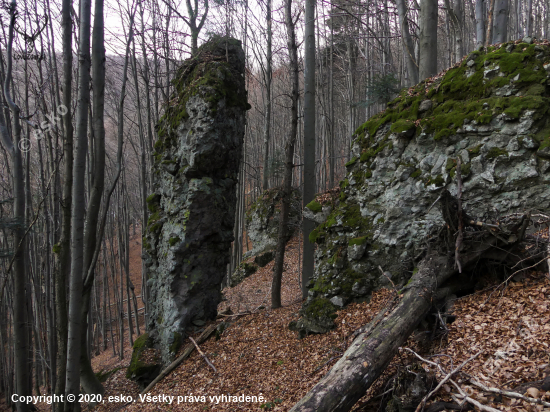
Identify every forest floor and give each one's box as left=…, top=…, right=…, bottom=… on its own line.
left=31, top=231, right=550, bottom=412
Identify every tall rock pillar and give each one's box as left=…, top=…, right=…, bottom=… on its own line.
left=143, top=37, right=248, bottom=362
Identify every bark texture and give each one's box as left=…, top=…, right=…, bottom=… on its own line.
left=418, top=0, right=438, bottom=80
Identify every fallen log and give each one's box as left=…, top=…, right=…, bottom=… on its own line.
left=290, top=208, right=530, bottom=412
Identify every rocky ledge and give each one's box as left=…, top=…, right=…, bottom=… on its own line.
left=295, top=39, right=550, bottom=336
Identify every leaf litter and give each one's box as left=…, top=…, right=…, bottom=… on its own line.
left=30, top=232, right=550, bottom=412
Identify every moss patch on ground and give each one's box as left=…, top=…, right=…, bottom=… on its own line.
left=299, top=298, right=338, bottom=330
left=126, top=333, right=161, bottom=386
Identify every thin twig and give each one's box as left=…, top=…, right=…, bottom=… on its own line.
left=449, top=379, right=500, bottom=412
left=401, top=347, right=447, bottom=375
left=468, top=379, right=550, bottom=407
left=189, top=336, right=218, bottom=374
left=378, top=265, right=398, bottom=293
left=410, top=349, right=481, bottom=412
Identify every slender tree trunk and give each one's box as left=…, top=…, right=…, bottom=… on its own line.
left=418, top=0, right=438, bottom=80
left=0, top=3, right=30, bottom=410
left=526, top=0, right=533, bottom=36
left=78, top=0, right=106, bottom=397
left=492, top=0, right=509, bottom=43
left=475, top=0, right=486, bottom=49
left=329, top=14, right=334, bottom=188
left=302, top=0, right=316, bottom=299
left=262, top=0, right=272, bottom=192
left=65, top=0, right=92, bottom=407
left=445, top=0, right=464, bottom=62
left=346, top=39, right=355, bottom=160
left=272, top=0, right=299, bottom=309
left=486, top=0, right=496, bottom=45
left=396, top=0, right=419, bottom=85
left=54, top=0, right=74, bottom=406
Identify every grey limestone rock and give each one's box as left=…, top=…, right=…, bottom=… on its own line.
left=143, top=37, right=248, bottom=363
left=295, top=43, right=550, bottom=336
left=244, top=187, right=301, bottom=258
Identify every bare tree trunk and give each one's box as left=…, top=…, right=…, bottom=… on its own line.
left=418, top=0, right=438, bottom=80
left=65, top=0, right=92, bottom=406
left=272, top=0, right=299, bottom=309
left=492, top=0, right=509, bottom=43
left=486, top=0, right=496, bottom=45
left=445, top=0, right=464, bottom=63
left=526, top=0, right=533, bottom=36
left=396, top=0, right=419, bottom=85
left=262, top=0, right=272, bottom=191
left=475, top=0, right=486, bottom=49
left=302, top=0, right=316, bottom=299
left=329, top=13, right=334, bottom=188
left=184, top=0, right=209, bottom=55
left=0, top=3, right=30, bottom=410
left=54, top=0, right=73, bottom=403
left=78, top=0, right=106, bottom=396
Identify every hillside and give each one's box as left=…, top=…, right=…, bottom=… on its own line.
left=23, top=40, right=550, bottom=412
left=26, top=232, right=546, bottom=412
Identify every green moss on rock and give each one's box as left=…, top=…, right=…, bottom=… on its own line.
left=348, top=44, right=550, bottom=146
left=349, top=236, right=368, bottom=246
left=302, top=298, right=337, bottom=320
left=230, top=261, right=259, bottom=287
left=345, top=157, right=358, bottom=167
left=434, top=128, right=453, bottom=141
left=154, top=37, right=249, bottom=158
left=309, top=202, right=373, bottom=245
left=468, top=144, right=483, bottom=157
left=305, top=200, right=323, bottom=213
left=169, top=332, right=182, bottom=355
left=168, top=236, right=181, bottom=247
left=146, top=193, right=161, bottom=213
left=126, top=333, right=161, bottom=388
left=486, top=147, right=508, bottom=159
left=410, top=169, right=422, bottom=179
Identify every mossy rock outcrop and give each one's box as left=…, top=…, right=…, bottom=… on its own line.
left=126, top=334, right=162, bottom=389
left=296, top=40, right=550, bottom=336
left=143, top=36, right=248, bottom=363
left=244, top=187, right=302, bottom=258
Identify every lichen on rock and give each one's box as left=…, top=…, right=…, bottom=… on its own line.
left=143, top=36, right=248, bottom=363
left=295, top=40, right=550, bottom=336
